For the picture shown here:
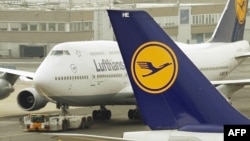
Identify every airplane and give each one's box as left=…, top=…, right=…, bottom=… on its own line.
left=47, top=5, right=250, bottom=141
left=0, top=0, right=249, bottom=121
left=107, top=7, right=250, bottom=140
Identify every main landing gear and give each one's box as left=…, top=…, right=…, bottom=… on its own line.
left=128, top=108, right=141, bottom=120
left=92, top=105, right=111, bottom=120
left=92, top=106, right=141, bottom=120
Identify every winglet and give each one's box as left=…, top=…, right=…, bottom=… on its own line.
left=107, top=9, right=250, bottom=130
left=209, top=0, right=249, bottom=42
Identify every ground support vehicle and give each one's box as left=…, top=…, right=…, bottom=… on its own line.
left=21, top=113, right=93, bottom=131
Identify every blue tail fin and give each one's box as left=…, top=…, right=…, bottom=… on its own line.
left=209, top=0, right=248, bottom=42
left=107, top=10, right=250, bottom=130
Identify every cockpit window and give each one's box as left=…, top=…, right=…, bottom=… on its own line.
left=50, top=50, right=70, bottom=56
left=63, top=50, right=70, bottom=55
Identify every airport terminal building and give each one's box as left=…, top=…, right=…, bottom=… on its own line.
left=0, top=0, right=250, bottom=58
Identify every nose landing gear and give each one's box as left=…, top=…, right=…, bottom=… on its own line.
left=57, top=103, right=70, bottom=115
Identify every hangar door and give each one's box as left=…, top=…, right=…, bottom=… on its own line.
left=20, top=45, right=46, bottom=58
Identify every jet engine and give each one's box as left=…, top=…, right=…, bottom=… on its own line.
left=0, top=79, right=14, bottom=100
left=17, top=87, right=48, bottom=111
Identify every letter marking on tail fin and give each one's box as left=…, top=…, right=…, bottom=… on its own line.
left=131, top=41, right=178, bottom=94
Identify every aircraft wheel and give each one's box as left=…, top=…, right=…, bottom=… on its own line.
left=105, top=110, right=111, bottom=120
left=93, top=109, right=111, bottom=120
left=80, top=118, right=86, bottom=129
left=85, top=116, right=92, bottom=128
left=92, top=110, right=98, bottom=120
left=128, top=109, right=141, bottom=120
left=62, top=120, right=68, bottom=131
left=128, top=109, right=134, bottom=120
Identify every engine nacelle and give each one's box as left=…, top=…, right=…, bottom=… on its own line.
left=0, top=79, right=14, bottom=100
left=17, top=87, right=48, bottom=111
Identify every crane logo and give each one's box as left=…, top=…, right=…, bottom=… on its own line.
left=131, top=41, right=178, bottom=94
left=236, top=0, right=247, bottom=24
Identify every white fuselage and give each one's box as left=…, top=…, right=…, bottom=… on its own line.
left=177, top=41, right=249, bottom=80
left=33, top=40, right=250, bottom=106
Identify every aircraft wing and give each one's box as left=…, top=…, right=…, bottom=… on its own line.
left=47, top=133, right=134, bottom=141
left=211, top=79, right=250, bottom=86
left=211, top=79, right=250, bottom=101
left=0, top=67, right=35, bottom=80
left=235, top=52, right=250, bottom=59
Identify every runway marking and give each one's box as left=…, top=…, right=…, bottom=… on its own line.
left=0, top=132, right=32, bottom=139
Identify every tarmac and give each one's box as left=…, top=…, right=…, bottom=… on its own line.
left=0, top=58, right=250, bottom=141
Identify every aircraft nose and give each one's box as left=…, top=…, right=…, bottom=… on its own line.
left=34, top=63, right=53, bottom=90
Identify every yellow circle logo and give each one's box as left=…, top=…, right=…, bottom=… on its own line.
left=131, top=41, right=178, bottom=94
left=236, top=0, right=247, bottom=24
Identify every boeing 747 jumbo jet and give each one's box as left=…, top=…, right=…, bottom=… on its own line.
left=0, top=0, right=249, bottom=121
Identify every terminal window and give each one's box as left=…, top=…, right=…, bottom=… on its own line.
left=0, top=23, right=8, bottom=31
left=180, top=9, right=189, bottom=24
left=10, top=23, right=19, bottom=31
left=58, top=23, right=65, bottom=31
left=192, top=14, right=221, bottom=25
left=49, top=23, right=56, bottom=31
left=39, top=23, right=46, bottom=31
left=21, top=23, right=28, bottom=31
left=30, top=23, right=38, bottom=31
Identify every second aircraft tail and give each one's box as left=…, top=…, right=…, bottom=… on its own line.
left=209, top=0, right=248, bottom=42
